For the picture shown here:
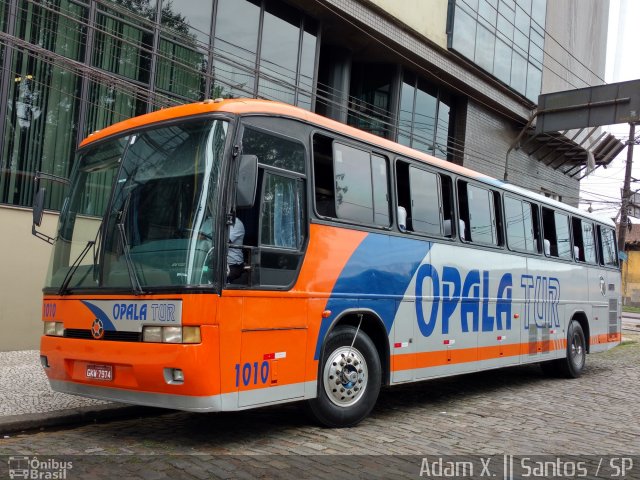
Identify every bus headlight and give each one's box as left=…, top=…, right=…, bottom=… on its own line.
left=142, top=326, right=162, bottom=343
left=44, top=321, right=64, bottom=336
left=162, top=327, right=182, bottom=344
left=142, top=326, right=200, bottom=344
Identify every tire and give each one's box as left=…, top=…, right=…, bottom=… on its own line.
left=560, top=320, right=587, bottom=378
left=306, top=326, right=381, bottom=428
left=541, top=320, right=586, bottom=378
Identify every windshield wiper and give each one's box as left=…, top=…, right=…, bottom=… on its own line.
left=116, top=191, right=145, bottom=295
left=57, top=240, right=96, bottom=295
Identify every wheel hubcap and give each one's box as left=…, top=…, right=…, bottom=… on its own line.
left=570, top=333, right=585, bottom=368
left=323, top=346, right=368, bottom=407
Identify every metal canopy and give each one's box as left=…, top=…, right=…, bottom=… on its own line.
left=520, top=127, right=625, bottom=179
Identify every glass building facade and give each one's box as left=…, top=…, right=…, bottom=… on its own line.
left=448, top=0, right=546, bottom=101
left=0, top=0, right=459, bottom=213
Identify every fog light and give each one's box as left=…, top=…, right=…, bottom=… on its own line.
left=172, top=369, right=184, bottom=382
left=40, top=355, right=49, bottom=368
left=163, top=367, right=184, bottom=384
left=182, top=327, right=201, bottom=344
left=162, top=327, right=182, bottom=343
left=142, top=326, right=162, bottom=343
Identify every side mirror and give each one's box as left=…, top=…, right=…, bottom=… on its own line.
left=31, top=171, right=69, bottom=244
left=236, top=154, right=258, bottom=208
left=33, top=187, right=46, bottom=227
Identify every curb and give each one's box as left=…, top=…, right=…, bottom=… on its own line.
left=0, top=404, right=166, bottom=435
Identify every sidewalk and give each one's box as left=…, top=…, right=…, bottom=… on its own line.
left=0, top=351, right=157, bottom=435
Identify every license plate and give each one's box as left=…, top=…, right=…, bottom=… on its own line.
left=86, top=364, right=113, bottom=381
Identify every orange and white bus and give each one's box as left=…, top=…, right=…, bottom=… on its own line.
left=35, top=99, right=621, bottom=427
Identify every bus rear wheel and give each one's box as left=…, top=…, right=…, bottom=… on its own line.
left=541, top=320, right=586, bottom=378
left=307, top=326, right=381, bottom=428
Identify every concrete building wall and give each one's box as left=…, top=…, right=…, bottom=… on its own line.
left=542, top=0, right=609, bottom=93
left=364, top=0, right=449, bottom=49
left=0, top=207, right=57, bottom=351
left=464, top=100, right=579, bottom=205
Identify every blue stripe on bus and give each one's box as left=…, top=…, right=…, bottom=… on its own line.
left=81, top=300, right=117, bottom=331
left=314, top=233, right=431, bottom=360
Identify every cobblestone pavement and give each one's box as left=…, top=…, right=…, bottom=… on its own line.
left=0, top=351, right=110, bottom=416
left=0, top=336, right=638, bottom=479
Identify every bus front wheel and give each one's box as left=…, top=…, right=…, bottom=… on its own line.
left=307, top=326, right=381, bottom=428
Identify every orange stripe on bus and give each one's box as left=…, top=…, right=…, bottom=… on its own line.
left=390, top=335, right=620, bottom=372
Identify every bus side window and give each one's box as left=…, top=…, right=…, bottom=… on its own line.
left=457, top=181, right=496, bottom=245
left=571, top=217, right=591, bottom=262
left=598, top=225, right=619, bottom=267
left=542, top=207, right=571, bottom=260
left=312, top=133, right=390, bottom=227
left=312, top=135, right=337, bottom=217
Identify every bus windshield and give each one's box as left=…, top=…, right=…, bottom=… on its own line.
left=46, top=119, right=229, bottom=292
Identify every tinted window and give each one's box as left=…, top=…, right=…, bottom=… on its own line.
left=334, top=143, right=373, bottom=224
left=466, top=184, right=496, bottom=244
left=582, top=222, right=597, bottom=264
left=409, top=167, right=442, bottom=235
left=242, top=128, right=305, bottom=174
left=505, top=196, right=536, bottom=252
left=599, top=226, right=618, bottom=267
left=372, top=154, right=390, bottom=226
left=260, top=173, right=304, bottom=249
left=555, top=212, right=572, bottom=259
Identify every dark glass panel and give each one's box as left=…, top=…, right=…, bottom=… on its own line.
left=412, top=82, right=437, bottom=154
left=409, top=168, right=441, bottom=235
left=258, top=2, right=300, bottom=103
left=467, top=184, right=495, bottom=244
left=93, top=3, right=154, bottom=83
left=162, top=0, right=212, bottom=45
left=84, top=81, right=147, bottom=136
left=297, top=23, right=317, bottom=109
left=213, top=0, right=260, bottom=68
left=242, top=128, right=305, bottom=174
left=435, top=99, right=450, bottom=160
left=348, top=63, right=392, bottom=138
left=16, top=0, right=87, bottom=62
left=155, top=37, right=206, bottom=100
left=1, top=52, right=81, bottom=209
left=371, top=154, right=389, bottom=226
left=554, top=212, right=572, bottom=259
left=334, top=143, right=373, bottom=224
left=582, top=222, right=597, bottom=264
left=398, top=80, right=415, bottom=145
left=212, top=59, right=255, bottom=98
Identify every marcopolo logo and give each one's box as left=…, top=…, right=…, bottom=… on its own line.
left=7, top=457, right=72, bottom=479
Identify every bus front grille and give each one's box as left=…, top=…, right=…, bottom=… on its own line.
left=63, top=329, right=141, bottom=342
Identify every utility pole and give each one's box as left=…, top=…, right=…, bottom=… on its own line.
left=618, top=122, right=637, bottom=255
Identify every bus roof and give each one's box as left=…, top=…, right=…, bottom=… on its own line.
left=80, top=98, right=614, bottom=228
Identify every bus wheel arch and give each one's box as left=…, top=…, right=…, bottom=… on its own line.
left=571, top=311, right=590, bottom=354
left=308, top=310, right=387, bottom=427
left=321, top=310, right=390, bottom=386
left=541, top=312, right=589, bottom=378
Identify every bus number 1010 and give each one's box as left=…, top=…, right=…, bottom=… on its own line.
left=234, top=361, right=270, bottom=387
